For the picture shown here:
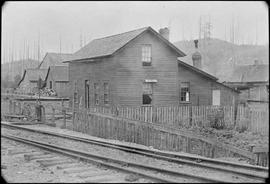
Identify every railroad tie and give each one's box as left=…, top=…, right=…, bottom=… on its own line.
left=7, top=150, right=33, bottom=156
left=56, top=163, right=82, bottom=170
left=24, top=154, right=56, bottom=161
left=62, top=167, right=98, bottom=174
left=37, top=158, right=74, bottom=167
left=84, top=174, right=125, bottom=183
left=76, top=170, right=112, bottom=179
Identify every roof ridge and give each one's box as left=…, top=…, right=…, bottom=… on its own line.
left=93, top=26, right=149, bottom=41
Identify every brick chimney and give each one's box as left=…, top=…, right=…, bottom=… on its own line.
left=192, top=40, right=202, bottom=69
left=159, top=27, right=170, bottom=41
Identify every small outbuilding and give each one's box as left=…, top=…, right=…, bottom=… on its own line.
left=44, top=66, right=69, bottom=97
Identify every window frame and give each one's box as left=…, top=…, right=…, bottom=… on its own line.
left=94, top=82, right=99, bottom=105
left=142, top=82, right=153, bottom=105
left=103, top=81, right=109, bottom=105
left=85, top=80, right=90, bottom=108
left=141, top=44, right=152, bottom=66
left=180, top=82, right=190, bottom=103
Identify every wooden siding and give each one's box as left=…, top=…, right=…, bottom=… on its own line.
left=69, top=57, right=117, bottom=107
left=46, top=71, right=69, bottom=97
left=113, top=31, right=179, bottom=106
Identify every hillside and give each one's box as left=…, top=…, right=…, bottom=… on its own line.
left=173, top=38, right=269, bottom=81
left=1, top=59, right=40, bottom=81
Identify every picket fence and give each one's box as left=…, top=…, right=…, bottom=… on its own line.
left=236, top=105, right=269, bottom=135
left=84, top=104, right=268, bottom=135
left=86, top=105, right=236, bottom=129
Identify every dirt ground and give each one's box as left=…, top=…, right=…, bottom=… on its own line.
left=183, top=126, right=268, bottom=152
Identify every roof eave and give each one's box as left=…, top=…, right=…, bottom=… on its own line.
left=63, top=54, right=111, bottom=63
left=177, top=59, right=218, bottom=81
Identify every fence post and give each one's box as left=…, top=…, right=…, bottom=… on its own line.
left=18, top=102, right=22, bottom=115
left=9, top=100, right=12, bottom=114
left=52, top=107, right=55, bottom=124
left=62, top=109, right=66, bottom=129
left=13, top=101, right=16, bottom=115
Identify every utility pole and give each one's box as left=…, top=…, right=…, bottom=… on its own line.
left=80, top=29, right=83, bottom=48
left=38, top=30, right=40, bottom=61
left=59, top=34, right=62, bottom=54
left=27, top=40, right=30, bottom=60
left=182, top=24, right=185, bottom=41
left=255, top=17, right=258, bottom=45
left=199, top=15, right=202, bottom=40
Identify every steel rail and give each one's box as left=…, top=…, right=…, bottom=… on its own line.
left=2, top=123, right=268, bottom=181
left=1, top=134, right=228, bottom=183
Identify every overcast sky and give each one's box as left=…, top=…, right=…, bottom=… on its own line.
left=1, top=1, right=268, bottom=63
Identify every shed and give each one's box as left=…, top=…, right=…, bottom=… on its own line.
left=45, top=66, right=69, bottom=97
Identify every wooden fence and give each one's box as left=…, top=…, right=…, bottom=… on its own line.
left=85, top=105, right=236, bottom=129
left=236, top=105, right=269, bottom=135
left=4, top=99, right=269, bottom=166
left=69, top=108, right=256, bottom=162
left=5, top=98, right=269, bottom=135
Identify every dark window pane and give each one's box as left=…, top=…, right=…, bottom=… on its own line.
left=143, top=94, right=152, bottom=104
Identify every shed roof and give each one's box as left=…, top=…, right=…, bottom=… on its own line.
left=18, top=68, right=48, bottom=86
left=177, top=59, right=239, bottom=93
left=45, top=66, right=69, bottom=82
left=64, top=26, right=186, bottom=62
left=226, top=64, right=269, bottom=83
left=177, top=59, right=218, bottom=81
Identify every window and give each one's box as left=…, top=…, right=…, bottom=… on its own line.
left=142, top=44, right=152, bottom=66
left=94, top=83, right=99, bottom=105
left=180, top=82, right=190, bottom=102
left=85, top=80, right=90, bottom=108
left=104, top=82, right=109, bottom=105
left=142, top=82, right=153, bottom=105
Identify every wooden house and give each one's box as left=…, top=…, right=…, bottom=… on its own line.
left=223, top=61, right=269, bottom=107
left=17, top=69, right=48, bottom=94
left=64, top=26, right=239, bottom=108
left=44, top=66, right=69, bottom=97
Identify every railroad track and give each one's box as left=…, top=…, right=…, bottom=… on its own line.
left=1, top=137, right=150, bottom=183
left=2, top=122, right=268, bottom=182
left=2, top=133, right=227, bottom=183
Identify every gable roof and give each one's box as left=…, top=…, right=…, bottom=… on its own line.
left=38, top=52, right=73, bottom=68
left=226, top=64, right=269, bottom=83
left=64, top=26, right=186, bottom=63
left=18, top=68, right=48, bottom=86
left=45, top=66, right=69, bottom=82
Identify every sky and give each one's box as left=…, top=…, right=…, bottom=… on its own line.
left=1, top=1, right=269, bottom=63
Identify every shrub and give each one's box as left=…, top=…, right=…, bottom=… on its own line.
left=207, top=108, right=225, bottom=130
